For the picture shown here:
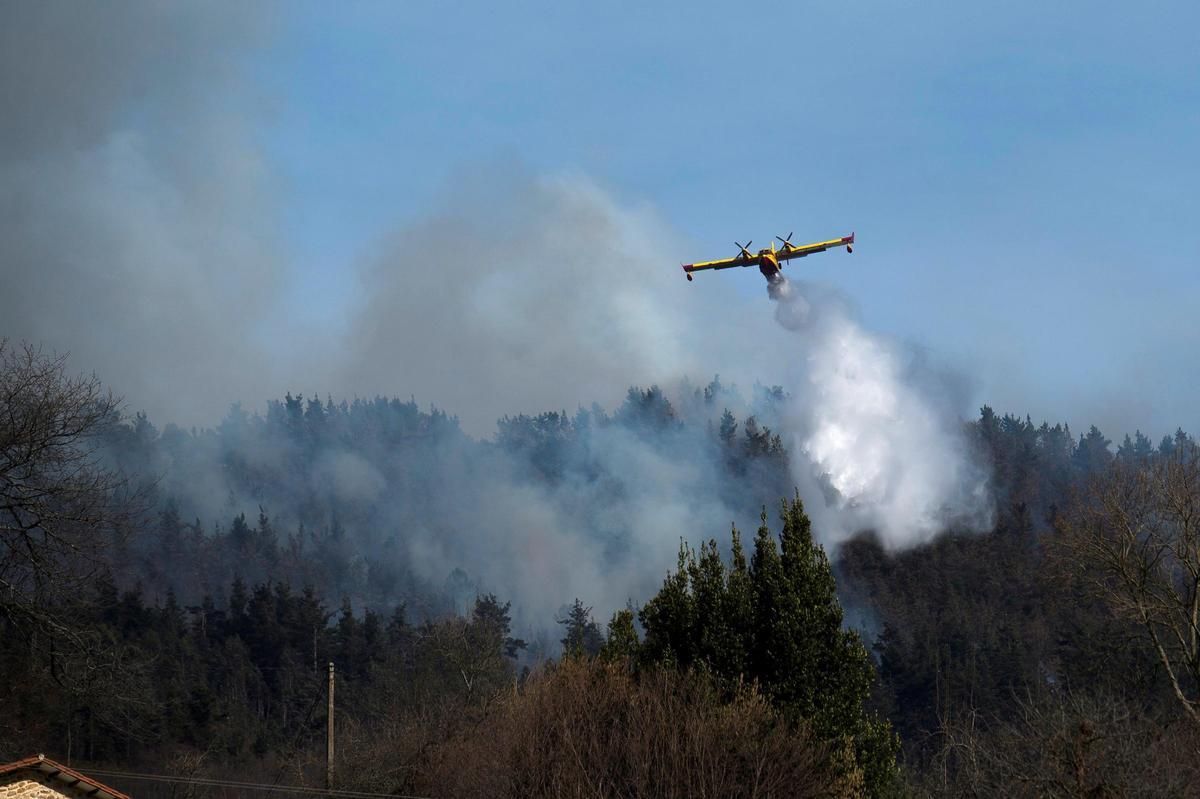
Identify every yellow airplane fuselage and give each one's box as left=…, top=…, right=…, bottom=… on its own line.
left=757, top=251, right=782, bottom=282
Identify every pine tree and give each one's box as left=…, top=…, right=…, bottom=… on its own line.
left=600, top=608, right=639, bottom=666
left=720, top=524, right=754, bottom=681
left=774, top=494, right=899, bottom=795
left=1073, top=425, right=1113, bottom=475
left=473, top=593, right=526, bottom=659
left=334, top=596, right=365, bottom=676
left=227, top=576, right=249, bottom=638
left=749, top=508, right=786, bottom=688
left=638, top=543, right=697, bottom=667
left=638, top=495, right=900, bottom=796
left=690, top=539, right=727, bottom=669
left=558, top=598, right=603, bottom=658
left=719, top=408, right=738, bottom=448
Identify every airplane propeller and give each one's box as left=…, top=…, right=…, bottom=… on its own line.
left=735, top=241, right=754, bottom=259
left=776, top=232, right=795, bottom=250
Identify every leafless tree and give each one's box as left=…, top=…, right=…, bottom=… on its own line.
left=0, top=340, right=152, bottom=727
left=1059, top=445, right=1200, bottom=725
left=916, top=688, right=1200, bottom=798
left=1, top=339, right=138, bottom=617
left=340, top=658, right=856, bottom=798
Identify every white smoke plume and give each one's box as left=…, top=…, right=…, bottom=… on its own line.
left=770, top=277, right=994, bottom=548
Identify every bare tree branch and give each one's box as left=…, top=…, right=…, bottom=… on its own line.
left=1058, top=444, right=1200, bottom=725
left=0, top=339, right=154, bottom=730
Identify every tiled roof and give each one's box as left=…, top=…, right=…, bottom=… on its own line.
left=0, top=755, right=132, bottom=799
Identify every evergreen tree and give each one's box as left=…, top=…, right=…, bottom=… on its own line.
left=227, top=576, right=249, bottom=638
left=749, top=508, right=786, bottom=688
left=690, top=539, right=728, bottom=669
left=719, top=408, right=738, bottom=448
left=334, top=596, right=365, bottom=676
left=638, top=544, right=697, bottom=667
left=558, top=598, right=603, bottom=658
left=1073, top=425, right=1113, bottom=475
left=473, top=593, right=526, bottom=659
left=719, top=525, right=754, bottom=681
left=615, top=385, right=677, bottom=432
left=639, top=495, right=900, bottom=796
left=386, top=602, right=412, bottom=651
left=773, top=495, right=899, bottom=795
left=601, top=608, right=639, bottom=666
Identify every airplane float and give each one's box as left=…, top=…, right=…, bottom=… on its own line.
left=681, top=232, right=854, bottom=283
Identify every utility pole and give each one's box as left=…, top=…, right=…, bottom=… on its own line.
left=326, top=661, right=335, bottom=793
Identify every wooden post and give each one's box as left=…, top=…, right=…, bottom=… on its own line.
left=326, top=661, right=335, bottom=791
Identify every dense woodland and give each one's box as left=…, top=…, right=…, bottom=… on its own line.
left=4, top=341, right=1200, bottom=797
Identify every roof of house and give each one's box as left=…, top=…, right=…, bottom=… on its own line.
left=0, top=755, right=131, bottom=799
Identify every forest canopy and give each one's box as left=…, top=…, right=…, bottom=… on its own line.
left=3, top=344, right=1199, bottom=796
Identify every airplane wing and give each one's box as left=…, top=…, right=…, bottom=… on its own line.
left=776, top=232, right=854, bottom=263
left=681, top=253, right=753, bottom=276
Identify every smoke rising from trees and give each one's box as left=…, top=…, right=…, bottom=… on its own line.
left=337, top=168, right=706, bottom=434
left=1, top=3, right=994, bottom=625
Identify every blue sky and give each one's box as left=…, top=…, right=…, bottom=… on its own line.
left=249, top=1, right=1200, bottom=437
left=3, top=1, right=1197, bottom=438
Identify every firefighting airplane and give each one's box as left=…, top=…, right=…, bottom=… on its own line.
left=681, top=232, right=854, bottom=283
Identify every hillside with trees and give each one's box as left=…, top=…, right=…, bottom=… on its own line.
left=4, top=341, right=1200, bottom=797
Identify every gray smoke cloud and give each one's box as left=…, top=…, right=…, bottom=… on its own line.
left=0, top=2, right=282, bottom=425
left=316, top=170, right=995, bottom=621
left=338, top=165, right=711, bottom=435
left=2, top=4, right=995, bottom=627
left=405, top=417, right=751, bottom=627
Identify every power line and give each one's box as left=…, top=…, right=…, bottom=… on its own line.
left=80, top=768, right=433, bottom=799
